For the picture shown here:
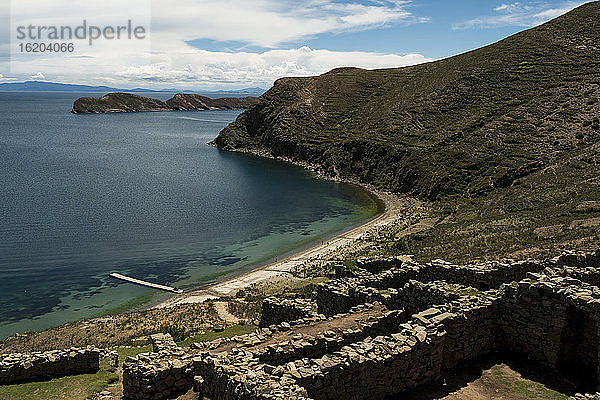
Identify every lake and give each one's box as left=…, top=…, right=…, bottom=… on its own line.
left=0, top=92, right=377, bottom=339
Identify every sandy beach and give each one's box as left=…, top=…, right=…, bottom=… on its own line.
left=155, top=189, right=407, bottom=309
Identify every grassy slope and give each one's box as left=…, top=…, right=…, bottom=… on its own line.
left=0, top=359, right=118, bottom=400
left=214, top=2, right=600, bottom=262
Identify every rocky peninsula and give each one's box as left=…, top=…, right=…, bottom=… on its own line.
left=71, top=92, right=258, bottom=114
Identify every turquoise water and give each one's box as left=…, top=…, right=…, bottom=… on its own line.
left=0, top=92, right=377, bottom=339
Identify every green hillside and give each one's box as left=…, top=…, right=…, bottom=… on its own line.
left=213, top=2, right=600, bottom=262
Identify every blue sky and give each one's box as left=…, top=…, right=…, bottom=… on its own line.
left=0, top=0, right=589, bottom=89
left=186, top=1, right=586, bottom=58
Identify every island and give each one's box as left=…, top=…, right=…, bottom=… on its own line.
left=71, top=92, right=259, bottom=114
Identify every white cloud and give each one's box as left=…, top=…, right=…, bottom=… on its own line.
left=453, top=1, right=587, bottom=30
left=150, top=0, right=426, bottom=48
left=112, top=46, right=433, bottom=87
left=3, top=0, right=432, bottom=89
left=29, top=72, right=45, bottom=80
left=0, top=74, right=18, bottom=82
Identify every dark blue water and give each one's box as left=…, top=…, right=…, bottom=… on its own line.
left=0, top=92, right=376, bottom=339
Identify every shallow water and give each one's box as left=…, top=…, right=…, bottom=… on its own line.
left=0, top=92, right=376, bottom=339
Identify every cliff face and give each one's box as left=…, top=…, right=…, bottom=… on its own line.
left=71, top=93, right=258, bottom=114
left=165, top=93, right=259, bottom=110
left=213, top=2, right=600, bottom=201
left=72, top=93, right=170, bottom=113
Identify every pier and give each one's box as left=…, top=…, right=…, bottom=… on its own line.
left=109, top=273, right=183, bottom=294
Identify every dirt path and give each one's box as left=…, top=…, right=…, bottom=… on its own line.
left=214, top=301, right=239, bottom=325
left=211, top=304, right=387, bottom=354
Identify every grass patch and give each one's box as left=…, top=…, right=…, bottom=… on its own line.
left=448, top=287, right=498, bottom=299
left=491, top=365, right=569, bottom=400
left=0, top=360, right=118, bottom=400
left=178, top=323, right=256, bottom=347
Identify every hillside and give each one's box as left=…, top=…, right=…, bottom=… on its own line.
left=71, top=93, right=258, bottom=113
left=213, top=2, right=600, bottom=261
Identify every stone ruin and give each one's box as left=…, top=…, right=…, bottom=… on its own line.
left=118, top=250, right=600, bottom=399
left=0, top=346, right=100, bottom=385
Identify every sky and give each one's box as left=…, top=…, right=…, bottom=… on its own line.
left=0, top=0, right=590, bottom=90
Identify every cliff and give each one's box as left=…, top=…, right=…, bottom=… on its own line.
left=71, top=93, right=258, bottom=114
left=213, top=2, right=600, bottom=199
left=212, top=2, right=600, bottom=260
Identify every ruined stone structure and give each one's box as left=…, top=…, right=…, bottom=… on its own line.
left=122, top=250, right=600, bottom=400
left=123, top=337, right=194, bottom=400
left=259, top=297, right=317, bottom=328
left=0, top=346, right=99, bottom=385
left=150, top=333, right=179, bottom=353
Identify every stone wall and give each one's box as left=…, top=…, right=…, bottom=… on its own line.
left=317, top=279, right=462, bottom=317
left=412, top=298, right=501, bottom=369
left=315, top=282, right=354, bottom=316
left=188, top=290, right=504, bottom=400
left=150, top=333, right=178, bottom=353
left=554, top=250, right=600, bottom=268
left=119, top=250, right=600, bottom=400
left=285, top=324, right=446, bottom=400
left=259, top=298, right=317, bottom=328
left=193, top=351, right=311, bottom=400
left=0, top=346, right=99, bottom=385
left=285, top=294, right=502, bottom=400
left=419, top=259, right=547, bottom=291
left=256, top=309, right=407, bottom=365
left=315, top=258, right=546, bottom=316
left=356, top=256, right=404, bottom=274
left=499, top=274, right=600, bottom=388
left=557, top=267, right=600, bottom=287
left=571, top=394, right=600, bottom=399
left=122, top=347, right=195, bottom=400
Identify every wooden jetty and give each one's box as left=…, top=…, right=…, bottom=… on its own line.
left=109, top=273, right=183, bottom=294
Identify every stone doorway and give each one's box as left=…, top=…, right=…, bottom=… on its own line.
left=556, top=305, right=598, bottom=392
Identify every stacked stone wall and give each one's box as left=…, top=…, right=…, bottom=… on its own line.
left=122, top=348, right=195, bottom=400
left=499, top=274, right=600, bottom=386
left=0, top=346, right=99, bottom=385
left=193, top=351, right=310, bottom=400
left=259, top=298, right=317, bottom=328
left=284, top=323, right=446, bottom=400
left=256, top=309, right=407, bottom=365
left=412, top=299, right=502, bottom=369
left=356, top=256, right=404, bottom=273
left=418, top=260, right=547, bottom=290
left=554, top=250, right=600, bottom=268
left=150, top=333, right=178, bottom=353
left=315, top=258, right=546, bottom=316
left=119, top=250, right=600, bottom=400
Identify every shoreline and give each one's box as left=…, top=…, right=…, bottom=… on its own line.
left=155, top=147, right=405, bottom=309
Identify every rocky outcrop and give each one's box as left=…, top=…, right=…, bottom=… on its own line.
left=71, top=93, right=258, bottom=114
left=165, top=93, right=259, bottom=111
